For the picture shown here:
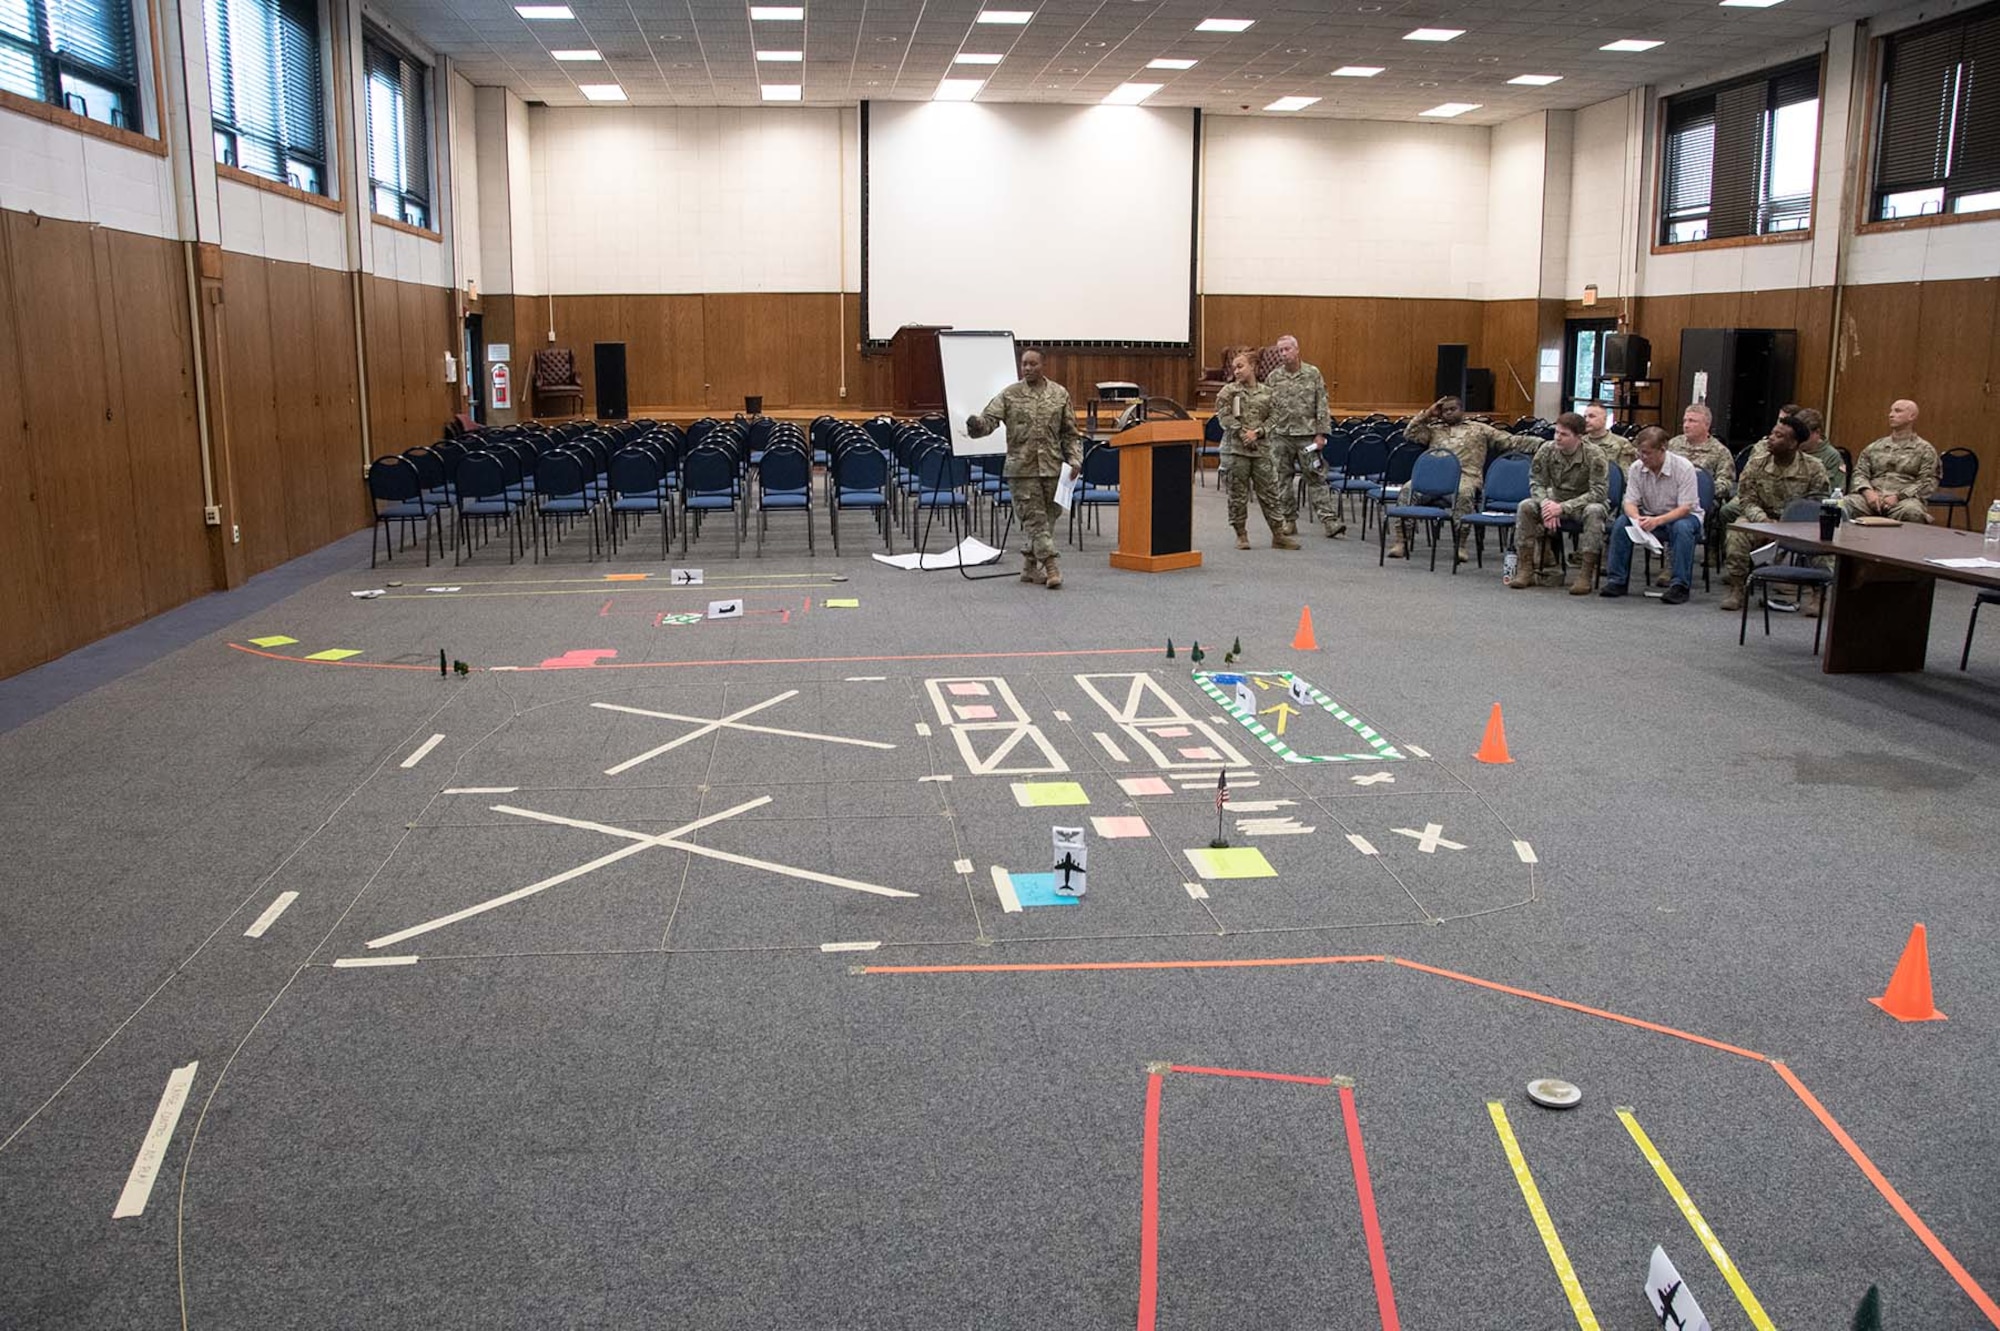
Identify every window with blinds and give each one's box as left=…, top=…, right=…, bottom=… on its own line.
left=206, top=0, right=324, bottom=195
left=1872, top=3, right=2000, bottom=221
left=364, top=26, right=430, bottom=229
left=0, top=0, right=143, bottom=131
left=1658, top=58, right=1821, bottom=245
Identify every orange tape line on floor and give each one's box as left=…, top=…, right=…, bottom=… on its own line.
left=1772, top=1060, right=2000, bottom=1328
left=1387, top=959, right=1769, bottom=1062
left=232, top=643, right=1165, bottom=671
left=861, top=956, right=1388, bottom=976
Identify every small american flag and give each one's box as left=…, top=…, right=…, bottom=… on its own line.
left=1215, top=768, right=1229, bottom=810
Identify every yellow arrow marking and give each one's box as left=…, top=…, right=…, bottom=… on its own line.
left=1259, top=701, right=1301, bottom=735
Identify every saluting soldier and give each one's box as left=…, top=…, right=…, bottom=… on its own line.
left=967, top=347, right=1085, bottom=589
left=1214, top=350, right=1295, bottom=550
left=1721, top=414, right=1829, bottom=612
left=1396, top=396, right=1540, bottom=563
left=1263, top=335, right=1345, bottom=539
left=1842, top=399, right=1938, bottom=523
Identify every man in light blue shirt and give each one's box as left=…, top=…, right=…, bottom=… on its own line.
left=1600, top=425, right=1703, bottom=604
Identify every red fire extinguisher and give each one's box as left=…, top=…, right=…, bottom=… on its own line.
left=491, top=362, right=511, bottom=411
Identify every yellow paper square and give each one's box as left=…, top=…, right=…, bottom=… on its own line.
left=1184, top=846, right=1277, bottom=879
left=248, top=635, right=299, bottom=648
left=1012, top=781, right=1090, bottom=808
left=304, top=648, right=362, bottom=661
left=825, top=598, right=860, bottom=608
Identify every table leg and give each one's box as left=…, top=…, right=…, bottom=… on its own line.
left=1822, top=554, right=1936, bottom=673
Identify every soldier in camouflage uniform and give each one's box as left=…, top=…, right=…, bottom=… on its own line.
left=1841, top=399, right=1938, bottom=523
left=1509, top=412, right=1609, bottom=595
left=1214, top=351, right=1296, bottom=550
left=966, top=348, right=1085, bottom=589
left=1263, top=335, right=1345, bottom=539
left=1394, top=396, right=1540, bottom=562
left=1743, top=405, right=1847, bottom=493
left=1583, top=402, right=1635, bottom=471
left=1667, top=404, right=1737, bottom=500
left=1721, top=415, right=1830, bottom=611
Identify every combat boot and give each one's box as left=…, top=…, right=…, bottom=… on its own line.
left=1324, top=520, right=1347, bottom=539
left=1719, top=579, right=1745, bottom=612
left=1386, top=527, right=1407, bottom=559
left=1272, top=530, right=1301, bottom=550
left=1282, top=517, right=1298, bottom=536
left=1234, top=525, right=1250, bottom=550
left=1455, top=536, right=1471, bottom=565
left=1568, top=551, right=1599, bottom=596
left=1043, top=557, right=1063, bottom=590
left=1508, top=534, right=1540, bottom=589
left=1020, top=554, right=1046, bottom=584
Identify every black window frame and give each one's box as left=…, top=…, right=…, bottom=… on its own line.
left=206, top=0, right=326, bottom=196
left=362, top=24, right=431, bottom=230
left=1869, top=2, right=2000, bottom=222
left=1658, top=57, right=1822, bottom=247
left=0, top=0, right=145, bottom=133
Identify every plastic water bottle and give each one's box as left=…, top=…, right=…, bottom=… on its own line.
left=1985, top=500, right=2000, bottom=557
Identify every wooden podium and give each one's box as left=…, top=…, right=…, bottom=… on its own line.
left=1105, top=420, right=1202, bottom=572
left=889, top=325, right=949, bottom=413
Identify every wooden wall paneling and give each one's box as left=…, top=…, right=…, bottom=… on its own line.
left=842, top=297, right=891, bottom=413
left=1829, top=283, right=1922, bottom=450
left=266, top=259, right=322, bottom=561
left=309, top=264, right=367, bottom=536
left=0, top=215, right=57, bottom=677
left=1631, top=294, right=1693, bottom=423
left=360, top=275, right=400, bottom=450
left=221, top=256, right=288, bottom=576
left=783, top=293, right=842, bottom=408
left=656, top=295, right=706, bottom=411
left=547, top=294, right=617, bottom=417
left=478, top=293, right=516, bottom=421
left=1911, top=278, right=1999, bottom=518
left=8, top=213, right=147, bottom=646
left=101, top=228, right=208, bottom=612
left=701, top=294, right=763, bottom=412
left=1476, top=299, right=1541, bottom=417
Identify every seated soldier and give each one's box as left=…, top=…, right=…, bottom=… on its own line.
left=1600, top=424, right=1702, bottom=605
left=1721, top=414, right=1829, bottom=613
left=1395, top=397, right=1540, bottom=563
left=1583, top=402, right=1635, bottom=471
left=1842, top=398, right=1938, bottom=522
left=1668, top=404, right=1737, bottom=500
left=1742, top=404, right=1847, bottom=493
left=1509, top=411, right=1609, bottom=595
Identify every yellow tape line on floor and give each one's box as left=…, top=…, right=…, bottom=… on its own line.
left=1617, top=1107, right=1777, bottom=1331
left=1487, top=1100, right=1601, bottom=1330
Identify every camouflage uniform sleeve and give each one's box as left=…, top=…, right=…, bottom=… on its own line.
left=1404, top=414, right=1436, bottom=445
left=1905, top=443, right=1939, bottom=502
left=1216, top=385, right=1243, bottom=437
left=1736, top=456, right=1773, bottom=523
left=1713, top=446, right=1737, bottom=501
left=1528, top=444, right=1556, bottom=501
left=1055, top=386, right=1084, bottom=467
left=1852, top=441, right=1883, bottom=494
left=967, top=389, right=1008, bottom=438
left=1564, top=446, right=1608, bottom=518
left=1310, top=368, right=1330, bottom=436
left=1802, top=455, right=1830, bottom=500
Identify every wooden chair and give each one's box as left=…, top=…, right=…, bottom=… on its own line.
left=532, top=349, right=585, bottom=418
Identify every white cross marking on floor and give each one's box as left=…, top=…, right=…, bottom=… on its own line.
left=365, top=797, right=917, bottom=950
left=1350, top=772, right=1396, bottom=786
left=594, top=695, right=894, bottom=776
left=1392, top=823, right=1465, bottom=853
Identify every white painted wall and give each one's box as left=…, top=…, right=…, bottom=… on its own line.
left=1566, top=95, right=1639, bottom=301
left=506, top=91, right=538, bottom=295
left=1201, top=115, right=1491, bottom=298
left=0, top=107, right=179, bottom=240
left=448, top=71, right=479, bottom=292
left=215, top=177, right=346, bottom=267
left=527, top=105, right=842, bottom=295
left=1485, top=111, right=1547, bottom=301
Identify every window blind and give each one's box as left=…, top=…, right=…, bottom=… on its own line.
left=364, top=26, right=429, bottom=225
left=1874, top=5, right=2000, bottom=214
left=207, top=0, right=324, bottom=191
left=1660, top=57, right=1820, bottom=244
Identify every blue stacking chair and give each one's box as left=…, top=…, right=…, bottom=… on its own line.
left=1335, top=437, right=1388, bottom=531
left=1071, top=444, right=1120, bottom=549
left=1199, top=413, right=1223, bottom=488
left=368, top=455, right=445, bottom=567
left=1379, top=448, right=1464, bottom=572
left=1362, top=442, right=1422, bottom=541
left=680, top=444, right=741, bottom=556
left=608, top=446, right=672, bottom=559
left=830, top=443, right=892, bottom=555
left=1460, top=452, right=1534, bottom=569
left=533, top=450, right=601, bottom=562
left=1962, top=590, right=2000, bottom=670
left=1551, top=460, right=1623, bottom=582
left=754, top=442, right=814, bottom=555
left=912, top=447, right=972, bottom=552
left=1930, top=448, right=1979, bottom=529
left=1742, top=497, right=1834, bottom=654
left=454, top=451, right=524, bottom=565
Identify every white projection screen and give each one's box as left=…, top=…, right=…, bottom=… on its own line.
left=865, top=103, right=1196, bottom=346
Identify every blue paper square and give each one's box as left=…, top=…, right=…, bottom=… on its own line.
left=1009, top=872, right=1081, bottom=907
left=1210, top=673, right=1246, bottom=686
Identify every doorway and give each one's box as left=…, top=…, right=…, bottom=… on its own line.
left=1563, top=317, right=1618, bottom=418
left=464, top=313, right=485, bottom=425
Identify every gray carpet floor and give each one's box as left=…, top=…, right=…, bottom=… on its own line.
left=2, top=487, right=1997, bottom=1329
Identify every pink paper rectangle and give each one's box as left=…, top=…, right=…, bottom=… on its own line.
left=1179, top=746, right=1221, bottom=761
left=954, top=704, right=998, bottom=721
left=1118, top=776, right=1173, bottom=797
left=1091, top=816, right=1150, bottom=839
left=1151, top=726, right=1192, bottom=738
left=947, top=682, right=990, bottom=697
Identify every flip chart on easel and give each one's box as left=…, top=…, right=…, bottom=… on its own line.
left=939, top=330, right=1019, bottom=459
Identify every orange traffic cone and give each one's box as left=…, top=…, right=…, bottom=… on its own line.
left=1870, top=924, right=1946, bottom=1022
left=1473, top=703, right=1513, bottom=764
left=1292, top=606, right=1319, bottom=651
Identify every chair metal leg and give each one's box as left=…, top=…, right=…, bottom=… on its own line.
left=1964, top=597, right=1984, bottom=670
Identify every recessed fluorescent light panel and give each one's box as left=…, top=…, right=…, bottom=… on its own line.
left=1265, top=95, right=1319, bottom=110
left=757, top=49, right=802, bottom=60
left=1103, top=82, right=1163, bottom=104
left=1330, top=65, right=1383, bottom=76
left=1196, top=17, right=1255, bottom=32
left=579, top=83, right=627, bottom=100
left=935, top=77, right=985, bottom=99
left=749, top=6, right=805, bottom=18
left=1508, top=73, right=1562, bottom=85
left=761, top=83, right=802, bottom=100
left=551, top=48, right=600, bottom=60
left=514, top=4, right=572, bottom=17
left=1148, top=57, right=1198, bottom=69
left=1420, top=101, right=1480, bottom=116
left=1600, top=38, right=1663, bottom=51
left=954, top=52, right=1004, bottom=63
left=1403, top=27, right=1464, bottom=40
left=976, top=9, right=1034, bottom=23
